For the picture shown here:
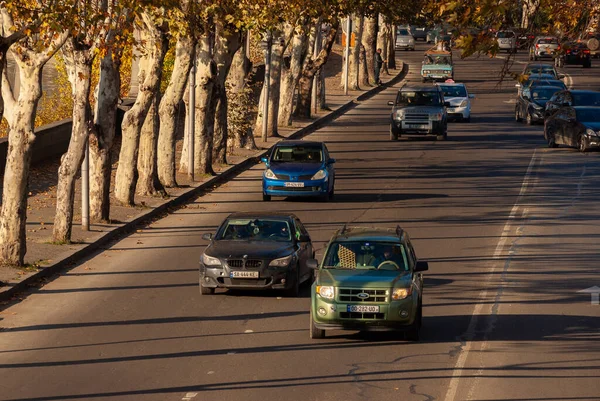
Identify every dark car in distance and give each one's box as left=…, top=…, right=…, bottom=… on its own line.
left=555, top=42, right=592, bottom=68
left=515, top=85, right=563, bottom=125
left=544, top=106, right=600, bottom=152
left=544, top=90, right=600, bottom=120
left=199, top=212, right=315, bottom=296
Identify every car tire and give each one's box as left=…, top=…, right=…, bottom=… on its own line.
left=405, top=302, right=422, bottom=341
left=526, top=111, right=533, bottom=126
left=578, top=135, right=588, bottom=153
left=200, top=285, right=215, bottom=295
left=310, top=310, right=325, bottom=339
left=547, top=131, right=558, bottom=148
left=515, top=107, right=523, bottom=122
left=262, top=193, right=271, bottom=201
left=286, top=268, right=300, bottom=297
left=390, top=126, right=399, bottom=141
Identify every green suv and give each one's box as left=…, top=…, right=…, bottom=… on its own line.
left=308, top=226, right=428, bottom=340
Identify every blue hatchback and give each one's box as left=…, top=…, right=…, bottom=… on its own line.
left=261, top=141, right=336, bottom=201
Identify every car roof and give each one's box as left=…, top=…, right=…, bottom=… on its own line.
left=573, top=106, right=600, bottom=111
left=524, top=63, right=555, bottom=68
left=331, top=226, right=404, bottom=243
left=563, top=89, right=600, bottom=94
left=400, top=84, right=440, bottom=92
left=225, top=212, right=298, bottom=220
left=275, top=140, right=323, bottom=147
left=436, top=82, right=466, bottom=87
left=531, top=85, right=564, bottom=90
left=530, top=79, right=564, bottom=85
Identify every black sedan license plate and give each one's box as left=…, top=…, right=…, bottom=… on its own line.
left=347, top=305, right=380, bottom=313
left=230, top=271, right=259, bottom=278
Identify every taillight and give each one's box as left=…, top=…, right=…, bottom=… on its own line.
left=566, top=50, right=571, bottom=54
left=536, top=44, right=540, bottom=48
left=557, top=45, right=561, bottom=50
left=584, top=49, right=590, bottom=54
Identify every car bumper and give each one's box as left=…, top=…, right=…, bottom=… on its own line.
left=397, top=43, right=414, bottom=48
left=200, top=264, right=295, bottom=290
left=422, top=73, right=453, bottom=81
left=312, top=296, right=418, bottom=331
left=392, top=120, right=446, bottom=135
left=262, top=178, right=329, bottom=197
left=564, top=55, right=590, bottom=64
left=583, top=135, right=600, bottom=149
left=447, top=105, right=470, bottom=120
left=534, top=50, right=557, bottom=58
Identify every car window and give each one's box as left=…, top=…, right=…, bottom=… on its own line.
left=323, top=241, right=409, bottom=271
left=575, top=109, right=600, bottom=122
left=399, top=29, right=410, bottom=36
left=439, top=85, right=467, bottom=98
left=293, top=218, right=310, bottom=240
left=572, top=92, right=600, bottom=107
left=537, top=38, right=558, bottom=44
left=217, top=218, right=292, bottom=242
left=397, top=91, right=442, bottom=106
left=497, top=31, right=515, bottom=38
left=272, top=146, right=323, bottom=163
left=531, top=87, right=562, bottom=102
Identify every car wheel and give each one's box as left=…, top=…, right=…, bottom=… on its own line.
left=328, top=184, right=335, bottom=200
left=262, top=193, right=271, bottom=201
left=200, top=285, right=215, bottom=295
left=405, top=302, right=422, bottom=341
left=286, top=268, right=300, bottom=297
left=547, top=131, right=558, bottom=148
left=578, top=135, right=588, bottom=153
left=390, top=125, right=399, bottom=140
left=515, top=107, right=522, bottom=122
left=310, top=310, right=325, bottom=339
left=526, top=111, right=533, bottom=126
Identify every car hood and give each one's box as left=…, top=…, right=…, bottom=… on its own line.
left=206, top=240, right=295, bottom=259
left=422, top=65, right=452, bottom=70
left=269, top=162, right=323, bottom=176
left=445, top=96, right=467, bottom=106
left=318, top=268, right=411, bottom=288
left=396, top=106, right=443, bottom=113
left=584, top=122, right=600, bottom=131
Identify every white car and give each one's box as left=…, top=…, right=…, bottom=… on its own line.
left=436, top=82, right=475, bottom=122
left=496, top=30, right=517, bottom=53
left=396, top=28, right=415, bottom=51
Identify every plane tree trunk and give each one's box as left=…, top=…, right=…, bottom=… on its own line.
left=279, top=24, right=308, bottom=126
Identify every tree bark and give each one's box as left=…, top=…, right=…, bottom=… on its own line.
left=377, top=18, right=390, bottom=76
left=136, top=92, right=165, bottom=196
left=296, top=23, right=339, bottom=118
left=212, top=20, right=242, bottom=165
left=349, top=15, right=364, bottom=90
left=53, top=38, right=94, bottom=243
left=114, top=14, right=168, bottom=205
left=90, top=48, right=121, bottom=222
left=363, top=16, right=377, bottom=85
left=387, top=24, right=396, bottom=70
left=279, top=24, right=308, bottom=127
left=157, top=35, right=195, bottom=188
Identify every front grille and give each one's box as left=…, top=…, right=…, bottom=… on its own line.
left=268, top=186, right=319, bottom=192
left=298, top=174, right=314, bottom=181
left=339, top=288, right=387, bottom=303
left=404, top=113, right=430, bottom=123
left=219, top=278, right=268, bottom=286
left=227, top=259, right=263, bottom=268
left=274, top=173, right=290, bottom=180
left=340, top=312, right=385, bottom=320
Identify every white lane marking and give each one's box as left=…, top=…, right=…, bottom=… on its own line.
left=182, top=392, right=198, bottom=400
left=442, top=150, right=539, bottom=401
left=244, top=329, right=254, bottom=333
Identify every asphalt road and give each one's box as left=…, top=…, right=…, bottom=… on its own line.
left=1, top=43, right=600, bottom=401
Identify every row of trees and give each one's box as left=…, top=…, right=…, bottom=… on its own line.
left=0, top=0, right=417, bottom=266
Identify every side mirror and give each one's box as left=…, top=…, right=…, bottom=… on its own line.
left=414, top=261, right=429, bottom=272
left=468, top=94, right=476, bottom=99
left=202, top=233, right=213, bottom=241
left=327, top=158, right=336, bottom=165
left=444, top=101, right=451, bottom=107
left=387, top=100, right=395, bottom=106
left=260, top=157, right=268, bottom=163
left=298, top=234, right=311, bottom=243
left=307, top=259, right=319, bottom=270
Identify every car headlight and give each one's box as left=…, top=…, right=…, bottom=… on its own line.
left=201, top=253, right=221, bottom=266
left=392, top=287, right=412, bottom=300
left=395, top=110, right=405, bottom=120
left=585, top=128, right=599, bottom=137
left=311, top=169, right=327, bottom=180
left=409, top=39, right=414, bottom=44
left=264, top=169, right=276, bottom=179
left=269, top=254, right=293, bottom=267
left=423, top=70, right=430, bottom=74
left=431, top=113, right=443, bottom=121
left=459, top=99, right=468, bottom=107
left=316, top=285, right=335, bottom=300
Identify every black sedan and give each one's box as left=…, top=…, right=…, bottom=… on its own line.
left=555, top=42, right=592, bottom=68
left=199, top=212, right=314, bottom=296
left=515, top=85, right=563, bottom=125
left=544, top=89, right=600, bottom=119
left=544, top=106, right=600, bottom=152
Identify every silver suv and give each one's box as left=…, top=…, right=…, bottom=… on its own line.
left=388, top=85, right=449, bottom=141
left=529, top=36, right=560, bottom=60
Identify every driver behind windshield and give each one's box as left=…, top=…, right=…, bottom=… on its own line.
left=371, top=245, right=407, bottom=270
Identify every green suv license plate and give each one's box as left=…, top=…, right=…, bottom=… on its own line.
left=347, top=305, right=380, bottom=313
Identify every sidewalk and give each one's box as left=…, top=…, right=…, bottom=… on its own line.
left=0, top=49, right=407, bottom=302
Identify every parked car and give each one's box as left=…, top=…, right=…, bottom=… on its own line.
left=436, top=82, right=475, bottom=122
left=411, top=26, right=429, bottom=41
left=396, top=28, right=415, bottom=51
left=496, top=30, right=517, bottom=52
left=199, top=212, right=315, bottom=296
left=529, top=36, right=560, bottom=60
left=388, top=84, right=449, bottom=141
left=261, top=140, right=336, bottom=201
left=309, top=226, right=428, bottom=340
left=555, top=41, right=592, bottom=68
left=544, top=89, right=600, bottom=120
left=544, top=106, right=600, bottom=152
left=515, top=85, right=563, bottom=125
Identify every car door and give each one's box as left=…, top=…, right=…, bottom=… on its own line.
left=562, top=108, right=580, bottom=147
left=323, top=145, right=335, bottom=189
left=293, top=218, right=313, bottom=282
left=554, top=109, right=571, bottom=144
left=404, top=237, right=423, bottom=296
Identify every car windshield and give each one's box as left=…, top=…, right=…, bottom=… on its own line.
left=525, top=68, right=555, bottom=76
left=323, top=241, right=408, bottom=271
left=272, top=146, right=322, bottom=163
left=531, top=87, right=561, bottom=102
left=424, top=55, right=451, bottom=65
left=396, top=91, right=442, bottom=106
left=439, top=85, right=467, bottom=98
left=538, top=38, right=558, bottom=44
left=572, top=92, right=600, bottom=106
left=526, top=80, right=565, bottom=89
left=216, top=219, right=292, bottom=242
left=398, top=29, right=410, bottom=36
left=576, top=109, right=600, bottom=123
left=497, top=31, right=515, bottom=38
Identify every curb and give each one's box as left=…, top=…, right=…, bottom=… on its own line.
left=0, top=61, right=408, bottom=303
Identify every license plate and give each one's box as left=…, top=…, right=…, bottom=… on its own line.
left=284, top=182, right=304, bottom=188
left=347, top=305, right=380, bottom=313
left=230, top=271, right=259, bottom=278
left=407, top=124, right=428, bottom=129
